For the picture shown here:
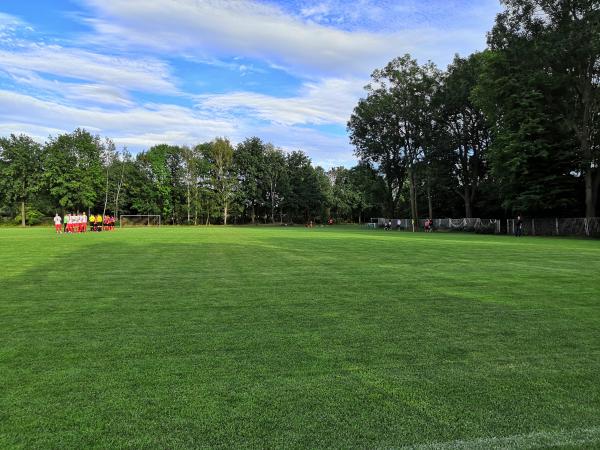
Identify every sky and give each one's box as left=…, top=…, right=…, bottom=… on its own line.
left=0, top=0, right=502, bottom=168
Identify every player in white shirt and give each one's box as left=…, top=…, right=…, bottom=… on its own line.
left=53, top=213, right=62, bottom=234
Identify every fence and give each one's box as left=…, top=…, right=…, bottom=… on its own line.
left=370, top=218, right=501, bottom=234
left=369, top=217, right=600, bottom=237
left=507, top=217, right=600, bottom=237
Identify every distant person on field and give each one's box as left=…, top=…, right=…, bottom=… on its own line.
left=53, top=213, right=62, bottom=234
left=96, top=213, right=103, bottom=231
left=63, top=213, right=68, bottom=232
left=515, top=215, right=523, bottom=237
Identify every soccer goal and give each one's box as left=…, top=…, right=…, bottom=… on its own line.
left=120, top=215, right=161, bottom=227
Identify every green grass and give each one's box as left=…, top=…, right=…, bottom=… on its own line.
left=1, top=226, right=599, bottom=449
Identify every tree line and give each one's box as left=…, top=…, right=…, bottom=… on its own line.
left=348, top=0, right=599, bottom=221
left=0, top=130, right=387, bottom=225
left=1, top=0, right=598, bottom=225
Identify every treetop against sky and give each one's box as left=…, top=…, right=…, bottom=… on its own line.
left=0, top=0, right=501, bottom=168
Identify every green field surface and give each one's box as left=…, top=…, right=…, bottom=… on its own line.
left=1, top=226, right=599, bottom=449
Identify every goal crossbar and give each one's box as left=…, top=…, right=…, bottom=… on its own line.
left=119, top=215, right=161, bottom=227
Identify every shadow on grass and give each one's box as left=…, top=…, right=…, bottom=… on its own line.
left=1, top=238, right=600, bottom=448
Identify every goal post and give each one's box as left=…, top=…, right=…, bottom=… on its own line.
left=119, top=215, right=161, bottom=227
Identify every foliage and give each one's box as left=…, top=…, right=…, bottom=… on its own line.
left=13, top=207, right=44, bottom=226
left=43, top=129, right=105, bottom=211
left=348, top=55, right=440, bottom=219
left=0, top=134, right=43, bottom=225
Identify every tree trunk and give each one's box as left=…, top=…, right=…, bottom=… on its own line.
left=427, top=181, right=433, bottom=219
left=223, top=203, right=228, bottom=225
left=593, top=169, right=600, bottom=216
left=21, top=201, right=25, bottom=227
left=271, top=183, right=275, bottom=224
left=102, top=166, right=109, bottom=229
left=585, top=170, right=596, bottom=218
left=579, top=77, right=596, bottom=218
left=114, top=162, right=125, bottom=223
left=464, top=186, right=472, bottom=218
left=408, top=167, right=418, bottom=226
left=187, top=183, right=191, bottom=224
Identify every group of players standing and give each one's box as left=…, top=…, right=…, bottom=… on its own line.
left=53, top=213, right=116, bottom=234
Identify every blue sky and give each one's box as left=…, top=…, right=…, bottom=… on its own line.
left=0, top=0, right=502, bottom=167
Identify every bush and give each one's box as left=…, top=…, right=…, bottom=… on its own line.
left=14, top=208, right=44, bottom=226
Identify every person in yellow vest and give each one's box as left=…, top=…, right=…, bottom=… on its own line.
left=96, top=213, right=103, bottom=231
left=89, top=213, right=96, bottom=231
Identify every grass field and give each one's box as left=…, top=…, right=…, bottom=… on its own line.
left=1, top=226, right=599, bottom=449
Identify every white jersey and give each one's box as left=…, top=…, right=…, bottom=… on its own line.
left=54, top=216, right=61, bottom=225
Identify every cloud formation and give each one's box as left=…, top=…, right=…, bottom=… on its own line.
left=80, top=0, right=493, bottom=76
left=0, top=90, right=236, bottom=146
left=0, top=43, right=178, bottom=96
left=0, top=0, right=501, bottom=167
left=197, top=78, right=364, bottom=126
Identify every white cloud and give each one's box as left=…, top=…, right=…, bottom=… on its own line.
left=0, top=12, right=28, bottom=40
left=251, top=122, right=354, bottom=169
left=0, top=1, right=502, bottom=167
left=0, top=90, right=237, bottom=149
left=82, top=0, right=497, bottom=76
left=196, top=78, right=365, bottom=126
left=0, top=12, right=20, bottom=25
left=0, top=89, right=354, bottom=167
left=79, top=0, right=489, bottom=76
left=3, top=69, right=134, bottom=107
left=0, top=43, right=178, bottom=95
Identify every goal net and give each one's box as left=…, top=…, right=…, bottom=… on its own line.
left=120, top=215, right=161, bottom=227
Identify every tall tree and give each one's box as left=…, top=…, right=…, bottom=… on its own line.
left=348, top=162, right=388, bottom=223
left=200, top=138, right=236, bottom=225
left=234, top=137, right=266, bottom=224
left=181, top=146, right=209, bottom=225
left=284, top=151, right=327, bottom=222
left=262, top=145, right=287, bottom=223
left=0, top=134, right=43, bottom=226
left=435, top=53, right=491, bottom=217
left=349, top=55, right=440, bottom=221
left=329, top=167, right=361, bottom=221
left=482, top=0, right=599, bottom=216
left=43, top=128, right=104, bottom=212
left=135, top=144, right=186, bottom=223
